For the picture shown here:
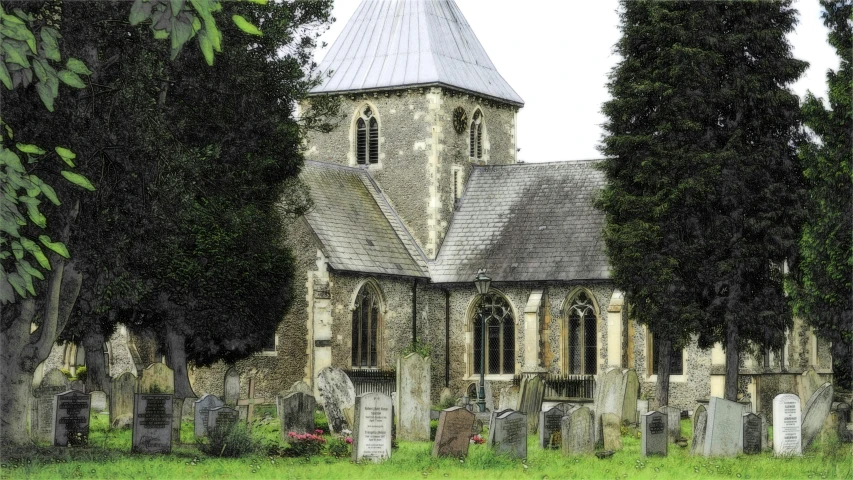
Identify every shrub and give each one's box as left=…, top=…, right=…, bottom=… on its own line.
left=314, top=411, right=329, bottom=433
left=401, top=340, right=431, bottom=357
left=284, top=430, right=326, bottom=458
left=437, top=395, right=457, bottom=410
left=198, top=424, right=261, bottom=458
left=328, top=437, right=352, bottom=458
left=430, top=419, right=438, bottom=440
left=74, top=366, right=87, bottom=382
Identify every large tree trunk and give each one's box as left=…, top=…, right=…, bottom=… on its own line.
left=655, top=336, right=672, bottom=409
left=165, top=324, right=194, bottom=443
left=724, top=320, right=740, bottom=401
left=82, top=328, right=110, bottom=394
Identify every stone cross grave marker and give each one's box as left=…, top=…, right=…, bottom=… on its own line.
left=353, top=392, right=393, bottom=462
left=660, top=406, right=681, bottom=442
left=137, top=363, right=174, bottom=394
left=801, top=383, right=833, bottom=450
left=561, top=405, right=594, bottom=456
left=772, top=393, right=802, bottom=456
left=396, top=353, right=431, bottom=441
left=224, top=368, right=240, bottom=405
left=208, top=406, right=239, bottom=434
left=90, top=391, right=107, bottom=414
left=742, top=412, right=761, bottom=454
left=432, top=406, right=475, bottom=457
left=193, top=394, right=224, bottom=438
left=641, top=410, right=667, bottom=457
left=602, top=412, right=623, bottom=451
left=539, top=403, right=570, bottom=449
left=132, top=393, right=173, bottom=454
left=703, top=397, right=743, bottom=457
left=489, top=411, right=528, bottom=459
left=622, top=369, right=640, bottom=425
left=110, top=372, right=137, bottom=428
left=318, top=367, right=356, bottom=434
left=236, top=378, right=274, bottom=429
left=691, top=405, right=708, bottom=455
left=593, top=368, right=628, bottom=444
left=31, top=368, right=69, bottom=443
left=278, top=392, right=316, bottom=443
left=52, top=391, right=90, bottom=447
left=517, top=375, right=545, bottom=433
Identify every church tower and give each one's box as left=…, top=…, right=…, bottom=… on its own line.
left=301, top=0, right=523, bottom=258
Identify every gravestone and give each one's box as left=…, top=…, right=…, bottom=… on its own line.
left=90, top=391, right=107, bottom=413
left=622, top=370, right=640, bottom=425
left=69, top=380, right=85, bottom=393
left=691, top=405, right=708, bottom=455
left=801, top=383, right=833, bottom=450
left=317, top=367, right=357, bottom=434
left=772, top=393, right=802, bottom=456
left=278, top=392, right=316, bottom=443
left=760, top=414, right=769, bottom=450
left=223, top=368, right=240, bottom=405
left=500, top=385, right=520, bottom=411
left=286, top=380, right=313, bottom=396
left=110, top=372, right=137, bottom=428
left=798, top=368, right=822, bottom=410
left=352, top=392, right=393, bottom=462
left=137, top=363, right=174, bottom=394
left=132, top=393, right=172, bottom=453
left=193, top=394, right=225, bottom=438
left=439, top=387, right=454, bottom=407
left=489, top=408, right=514, bottom=435
left=31, top=368, right=70, bottom=442
left=641, top=411, right=667, bottom=457
left=660, top=406, right=681, bottom=442
left=488, top=411, right=527, bottom=458
left=637, top=399, right=649, bottom=419
left=432, top=406, right=475, bottom=457
left=602, top=412, right=623, bottom=451
left=208, top=406, right=239, bottom=434
left=561, top=406, right=594, bottom=455
left=593, top=368, right=628, bottom=444
left=703, top=397, right=743, bottom=457
left=52, top=391, right=90, bottom=446
left=742, top=412, right=761, bottom=454
left=396, top=353, right=431, bottom=441
left=539, top=403, right=570, bottom=449
left=517, top=375, right=545, bottom=433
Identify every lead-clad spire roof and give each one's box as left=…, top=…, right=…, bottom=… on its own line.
left=309, top=0, right=524, bottom=106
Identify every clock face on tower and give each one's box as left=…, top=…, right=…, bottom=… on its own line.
left=453, top=107, right=468, bottom=135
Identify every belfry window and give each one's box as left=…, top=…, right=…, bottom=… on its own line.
left=355, top=106, right=379, bottom=165
left=566, top=291, right=597, bottom=375
left=472, top=293, right=515, bottom=375
left=352, top=283, right=382, bottom=368
left=469, top=110, right=483, bottom=159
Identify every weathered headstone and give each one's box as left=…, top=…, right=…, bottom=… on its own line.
left=660, top=406, right=681, bottom=442
left=488, top=411, right=527, bottom=458
left=223, top=368, right=240, bottom=405
left=137, top=363, right=174, bottom=394
left=52, top=391, right=90, bottom=447
left=703, top=397, right=743, bottom=457
left=539, top=403, right=570, bottom=449
left=593, top=368, right=628, bottom=444
left=760, top=414, right=769, bottom=450
left=396, top=353, right=431, bottom=441
left=286, top=380, right=313, bottom=396
left=193, top=394, right=225, bottom=438
left=132, top=393, right=173, bottom=453
left=489, top=408, right=514, bottom=434
left=798, top=367, right=822, bottom=410
left=641, top=411, right=667, bottom=457
left=500, top=385, right=520, bottom=411
left=742, top=412, right=761, bottom=454
left=561, top=406, right=594, bottom=455
left=110, top=372, right=137, bottom=428
left=691, top=405, right=707, bottom=455
left=31, top=368, right=70, bottom=442
left=208, top=406, right=239, bottom=434
left=439, top=387, right=454, bottom=407
left=517, top=375, right=545, bottom=433
left=278, top=392, right=316, bottom=443
left=69, top=380, right=85, bottom=393
left=90, top=391, right=107, bottom=413
left=352, top=392, right=393, bottom=462
left=772, top=393, right=802, bottom=456
left=622, top=370, right=640, bottom=425
left=432, top=406, right=475, bottom=457
left=637, top=399, right=649, bottom=419
left=602, top=412, right=622, bottom=451
left=801, top=383, right=833, bottom=450
left=317, top=367, right=356, bottom=434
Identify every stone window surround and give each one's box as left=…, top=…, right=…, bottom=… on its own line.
left=348, top=278, right=386, bottom=370
left=350, top=102, right=383, bottom=168
left=560, top=287, right=601, bottom=376
left=645, top=328, right=688, bottom=383
left=465, top=288, right=519, bottom=381
left=254, top=334, right=279, bottom=357
left=468, top=107, right=488, bottom=163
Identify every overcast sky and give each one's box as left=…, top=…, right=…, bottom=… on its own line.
left=312, top=0, right=839, bottom=163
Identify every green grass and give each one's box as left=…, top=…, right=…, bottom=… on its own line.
left=2, top=415, right=850, bottom=479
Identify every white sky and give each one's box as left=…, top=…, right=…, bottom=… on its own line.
left=313, top=0, right=839, bottom=163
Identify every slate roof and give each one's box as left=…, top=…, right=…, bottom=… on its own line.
left=309, top=0, right=524, bottom=106
left=431, top=161, right=610, bottom=283
left=301, top=162, right=429, bottom=278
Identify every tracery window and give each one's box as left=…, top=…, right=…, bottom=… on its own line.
left=469, top=109, right=483, bottom=159
left=472, top=293, right=515, bottom=375
left=352, top=283, right=381, bottom=368
left=355, top=106, right=379, bottom=165
left=566, top=291, right=597, bottom=375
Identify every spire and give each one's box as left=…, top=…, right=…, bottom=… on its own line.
left=310, top=0, right=523, bottom=106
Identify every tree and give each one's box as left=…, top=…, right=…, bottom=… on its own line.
left=791, top=0, right=852, bottom=390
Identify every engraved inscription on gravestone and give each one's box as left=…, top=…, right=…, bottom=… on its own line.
left=132, top=394, right=173, bottom=454
left=641, top=411, right=667, bottom=457
left=52, top=391, right=91, bottom=447
left=353, top=392, right=393, bottom=462
left=561, top=406, right=594, bottom=456
left=539, top=403, right=569, bottom=449
left=31, top=369, right=69, bottom=442
left=193, top=394, right=224, bottom=438
left=489, top=411, right=528, bottom=459
left=772, top=393, right=802, bottom=456
left=432, top=406, right=475, bottom=458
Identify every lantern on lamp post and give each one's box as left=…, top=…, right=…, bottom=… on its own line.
left=473, top=269, right=491, bottom=413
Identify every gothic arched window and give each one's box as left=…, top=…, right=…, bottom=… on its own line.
left=355, top=106, right=379, bottom=165
left=469, top=109, right=483, bottom=159
left=352, top=282, right=382, bottom=368
left=472, top=293, right=515, bottom=375
left=566, top=291, right=597, bottom=375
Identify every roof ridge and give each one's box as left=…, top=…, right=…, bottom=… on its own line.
left=475, top=159, right=605, bottom=168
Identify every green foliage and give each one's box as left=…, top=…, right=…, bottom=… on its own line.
left=283, top=431, right=326, bottom=458
left=73, top=366, right=87, bottom=382
left=326, top=438, right=351, bottom=458
left=198, top=424, right=261, bottom=458
left=402, top=340, right=432, bottom=358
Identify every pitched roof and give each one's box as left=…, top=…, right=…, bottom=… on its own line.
left=309, top=0, right=524, bottom=106
left=301, top=162, right=429, bottom=278
left=431, top=161, right=610, bottom=283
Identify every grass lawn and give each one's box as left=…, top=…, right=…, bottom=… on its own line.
left=1, top=412, right=850, bottom=479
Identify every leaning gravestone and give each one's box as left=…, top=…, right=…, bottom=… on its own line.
left=622, top=369, right=640, bottom=425
left=208, top=406, right=239, bottom=434
left=801, top=383, right=833, bottom=450
left=352, top=392, right=393, bottom=462
left=602, top=412, right=623, bottom=451
left=539, top=403, right=570, bottom=449
left=593, top=368, right=628, bottom=444
left=660, top=406, right=681, bottom=442
left=561, top=406, right=594, bottom=455
left=691, top=405, right=708, bottom=455
left=132, top=393, right=172, bottom=453
left=396, top=353, right=431, bottom=441
left=641, top=410, right=667, bottom=457
left=31, top=368, right=70, bottom=442
left=52, top=390, right=90, bottom=447
left=489, top=408, right=514, bottom=435
left=500, top=386, right=520, bottom=411
left=489, top=411, right=527, bottom=459
left=137, top=363, right=174, bottom=394
left=317, top=367, right=356, bottom=434
left=798, top=367, right=822, bottom=410
left=90, top=391, right=107, bottom=413
left=223, top=368, right=240, bottom=405
left=742, top=412, right=761, bottom=454
left=703, top=397, right=743, bottom=457
left=517, top=375, right=545, bottom=433
left=772, top=393, right=802, bottom=456
left=278, top=392, right=316, bottom=443
left=432, top=406, right=475, bottom=458
left=110, top=372, right=137, bottom=428
left=193, top=394, right=225, bottom=438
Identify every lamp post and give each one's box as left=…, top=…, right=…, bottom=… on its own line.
left=473, top=269, right=491, bottom=413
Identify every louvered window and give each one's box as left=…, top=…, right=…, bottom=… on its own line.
left=352, top=283, right=381, bottom=368
left=469, top=110, right=483, bottom=159
left=355, top=106, right=379, bottom=165
left=356, top=118, right=366, bottom=164
left=567, top=291, right=597, bottom=375
left=472, top=293, right=515, bottom=375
